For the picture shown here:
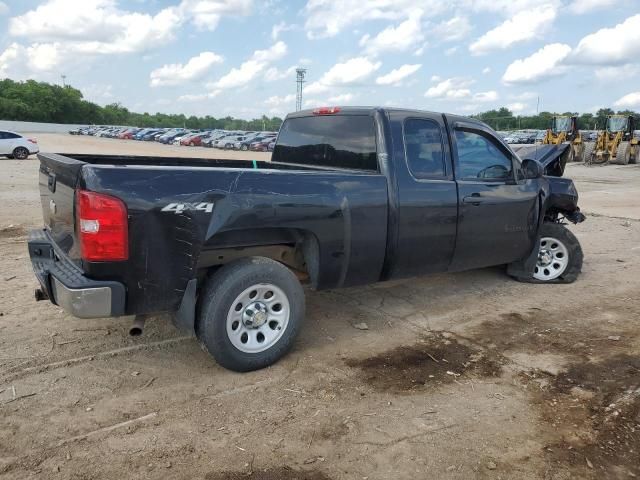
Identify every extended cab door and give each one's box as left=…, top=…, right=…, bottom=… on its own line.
left=448, top=121, right=540, bottom=271
left=383, top=111, right=458, bottom=279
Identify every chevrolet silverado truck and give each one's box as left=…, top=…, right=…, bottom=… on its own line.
left=28, top=107, right=585, bottom=372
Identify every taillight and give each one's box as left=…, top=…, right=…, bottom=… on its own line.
left=76, top=190, right=128, bottom=261
left=313, top=106, right=341, bottom=115
left=28, top=138, right=37, bottom=144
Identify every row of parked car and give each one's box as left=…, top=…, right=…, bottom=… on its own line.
left=497, top=130, right=606, bottom=145
left=68, top=126, right=279, bottom=152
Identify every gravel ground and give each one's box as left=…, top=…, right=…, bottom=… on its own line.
left=0, top=135, right=639, bottom=480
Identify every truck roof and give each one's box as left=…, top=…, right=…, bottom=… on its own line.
left=287, top=106, right=488, bottom=130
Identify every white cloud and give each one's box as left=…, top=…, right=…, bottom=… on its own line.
left=431, top=16, right=472, bottom=42
left=614, top=92, right=640, bottom=109
left=179, top=0, right=252, bottom=31
left=178, top=90, right=221, bottom=102
left=507, top=102, right=528, bottom=113
left=482, top=67, right=491, bottom=74
left=360, top=10, right=424, bottom=55
left=502, top=43, right=571, bottom=84
left=304, top=0, right=447, bottom=39
left=0, top=1, right=8, bottom=15
left=264, top=94, right=296, bottom=107
left=445, top=47, right=458, bottom=56
left=264, top=65, right=297, bottom=81
left=328, top=93, right=355, bottom=103
left=594, top=65, right=640, bottom=81
left=473, top=90, right=499, bottom=102
left=150, top=51, right=223, bottom=87
left=210, top=41, right=287, bottom=89
left=307, top=57, right=382, bottom=94
left=509, top=91, right=538, bottom=101
left=568, top=0, right=616, bottom=14
left=376, top=64, right=421, bottom=85
left=0, top=42, right=65, bottom=76
left=465, top=0, right=559, bottom=15
left=469, top=4, right=556, bottom=55
left=2, top=0, right=251, bottom=74
left=571, top=15, right=640, bottom=65
left=425, top=77, right=473, bottom=99
left=271, top=21, right=296, bottom=40
left=9, top=0, right=183, bottom=55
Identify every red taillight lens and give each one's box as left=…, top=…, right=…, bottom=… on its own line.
left=76, top=190, right=128, bottom=261
left=313, top=106, right=341, bottom=115
left=28, top=138, right=37, bottom=144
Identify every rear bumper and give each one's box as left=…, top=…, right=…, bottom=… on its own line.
left=28, top=229, right=125, bottom=319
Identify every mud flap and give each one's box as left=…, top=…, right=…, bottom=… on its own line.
left=172, top=278, right=197, bottom=335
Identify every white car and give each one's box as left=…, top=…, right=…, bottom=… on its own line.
left=0, top=130, right=39, bottom=159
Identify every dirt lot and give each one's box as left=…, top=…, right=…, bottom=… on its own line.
left=1, top=135, right=639, bottom=480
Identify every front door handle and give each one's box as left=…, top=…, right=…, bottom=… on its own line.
left=463, top=193, right=485, bottom=205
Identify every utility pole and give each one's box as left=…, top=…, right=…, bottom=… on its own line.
left=61, top=75, right=67, bottom=87
left=296, top=68, right=307, bottom=112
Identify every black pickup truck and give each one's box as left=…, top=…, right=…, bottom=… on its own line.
left=29, top=107, right=585, bottom=371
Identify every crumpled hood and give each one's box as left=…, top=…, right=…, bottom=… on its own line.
left=512, top=144, right=570, bottom=177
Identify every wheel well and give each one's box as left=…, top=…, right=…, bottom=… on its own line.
left=197, top=229, right=320, bottom=287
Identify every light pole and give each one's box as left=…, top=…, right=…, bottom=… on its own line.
left=61, top=75, right=67, bottom=87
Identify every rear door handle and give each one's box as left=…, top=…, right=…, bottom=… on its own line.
left=463, top=193, right=485, bottom=205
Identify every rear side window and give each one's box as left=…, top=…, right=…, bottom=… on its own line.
left=403, top=119, right=445, bottom=178
left=0, top=131, right=20, bottom=139
left=272, top=115, right=377, bottom=171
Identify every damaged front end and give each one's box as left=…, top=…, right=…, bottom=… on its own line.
left=516, top=144, right=586, bottom=224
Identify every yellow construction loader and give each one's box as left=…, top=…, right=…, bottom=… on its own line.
left=583, top=115, right=638, bottom=165
left=543, top=115, right=583, bottom=163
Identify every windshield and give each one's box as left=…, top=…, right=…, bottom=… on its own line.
left=553, top=117, right=571, bottom=133
left=607, top=116, right=628, bottom=132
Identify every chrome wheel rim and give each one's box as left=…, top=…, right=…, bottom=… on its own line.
left=534, top=236, right=569, bottom=281
left=226, top=283, right=290, bottom=353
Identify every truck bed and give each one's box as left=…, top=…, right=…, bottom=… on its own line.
left=37, top=152, right=390, bottom=316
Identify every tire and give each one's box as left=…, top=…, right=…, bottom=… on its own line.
left=13, top=147, right=29, bottom=160
left=614, top=141, right=631, bottom=165
left=509, top=223, right=583, bottom=284
left=196, top=257, right=305, bottom=372
left=582, top=142, right=595, bottom=164
left=241, top=145, right=248, bottom=151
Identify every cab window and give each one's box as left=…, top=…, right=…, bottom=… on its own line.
left=403, top=119, right=445, bottom=178
left=454, top=130, right=513, bottom=181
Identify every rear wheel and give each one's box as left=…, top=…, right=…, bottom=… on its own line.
left=241, top=144, right=248, bottom=151
left=13, top=147, right=29, bottom=160
left=572, top=143, right=584, bottom=162
left=196, top=257, right=305, bottom=372
left=509, top=223, right=583, bottom=284
left=582, top=142, right=595, bottom=164
left=614, top=141, right=631, bottom=165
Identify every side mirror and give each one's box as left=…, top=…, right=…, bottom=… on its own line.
left=522, top=159, right=543, bottom=179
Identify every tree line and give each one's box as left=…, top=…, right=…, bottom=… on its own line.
left=1, top=79, right=638, bottom=133
left=0, top=79, right=284, bottom=131
left=472, top=107, right=639, bottom=131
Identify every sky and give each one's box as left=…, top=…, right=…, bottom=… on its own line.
left=0, top=0, right=639, bottom=120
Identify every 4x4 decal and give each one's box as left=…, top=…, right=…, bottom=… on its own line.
left=161, top=202, right=214, bottom=214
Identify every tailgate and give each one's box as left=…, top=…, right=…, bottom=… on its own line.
left=37, top=153, right=85, bottom=261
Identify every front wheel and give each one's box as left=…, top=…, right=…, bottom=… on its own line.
left=196, top=257, right=305, bottom=372
left=509, top=223, right=583, bottom=283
